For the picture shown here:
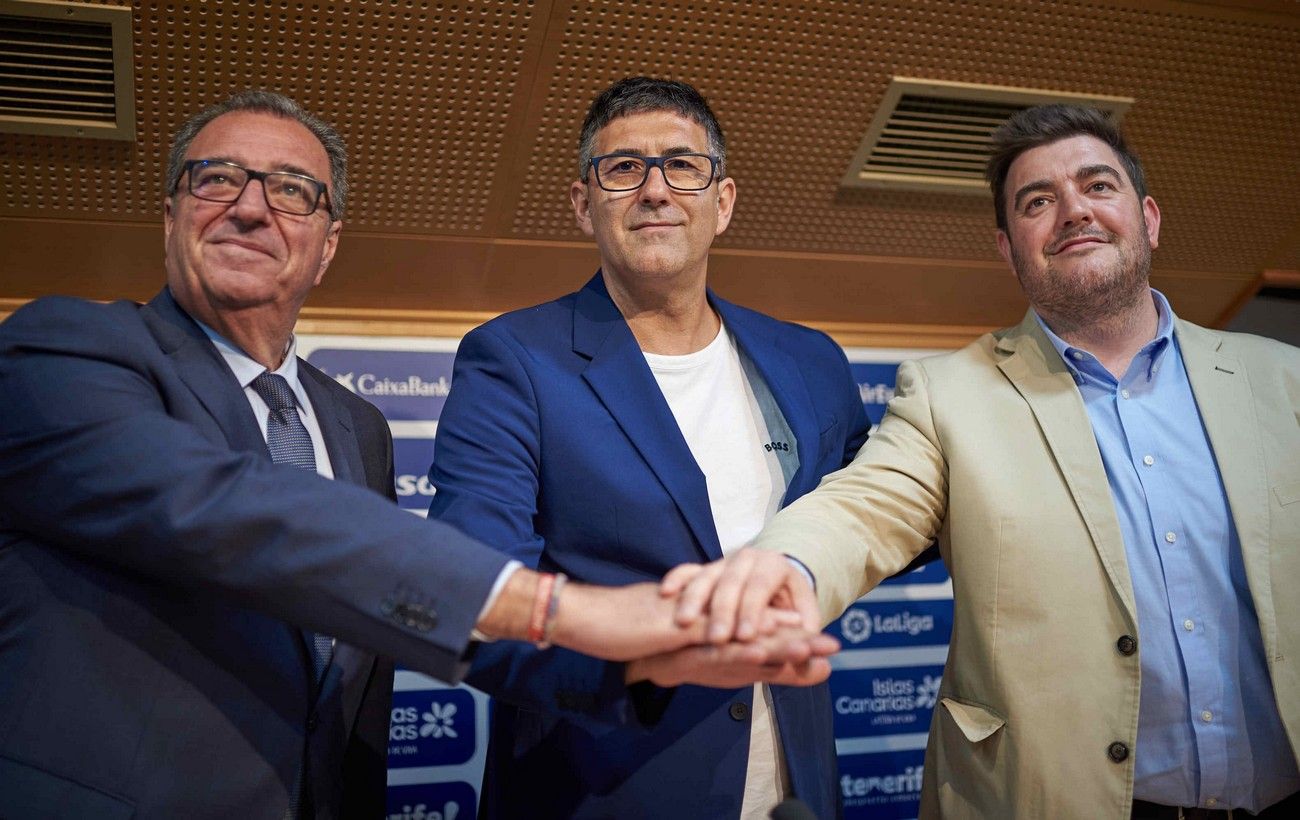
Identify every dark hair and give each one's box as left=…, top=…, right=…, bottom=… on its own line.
left=165, top=90, right=348, bottom=221
left=577, top=76, right=727, bottom=179
left=986, top=104, right=1146, bottom=231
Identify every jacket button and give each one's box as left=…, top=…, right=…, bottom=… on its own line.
left=1107, top=741, right=1129, bottom=763
left=307, top=712, right=319, bottom=733
left=728, top=702, right=749, bottom=721
left=1116, top=635, right=1137, bottom=656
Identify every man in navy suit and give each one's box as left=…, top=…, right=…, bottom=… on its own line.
left=0, top=90, right=835, bottom=820
left=427, top=77, right=869, bottom=819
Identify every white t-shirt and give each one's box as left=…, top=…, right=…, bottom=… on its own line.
left=644, top=323, right=791, bottom=819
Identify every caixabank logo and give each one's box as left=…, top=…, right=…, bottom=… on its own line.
left=388, top=688, right=475, bottom=768
left=830, top=599, right=952, bottom=649
left=839, top=747, right=926, bottom=819
left=831, top=664, right=943, bottom=737
left=386, top=782, right=476, bottom=820
left=305, top=349, right=456, bottom=420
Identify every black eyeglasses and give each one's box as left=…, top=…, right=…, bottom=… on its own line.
left=179, top=159, right=332, bottom=216
left=589, top=153, right=720, bottom=192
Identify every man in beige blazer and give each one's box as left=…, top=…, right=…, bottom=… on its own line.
left=666, top=105, right=1300, bottom=818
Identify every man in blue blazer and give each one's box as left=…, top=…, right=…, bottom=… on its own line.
left=0, top=90, right=834, bottom=820
left=428, top=77, right=869, bottom=819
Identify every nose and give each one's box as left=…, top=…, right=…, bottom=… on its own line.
left=1058, top=187, right=1093, bottom=229
left=227, top=177, right=273, bottom=225
left=638, top=162, right=673, bottom=204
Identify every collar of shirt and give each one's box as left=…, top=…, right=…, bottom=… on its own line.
left=1033, top=288, right=1175, bottom=388
left=195, top=321, right=308, bottom=407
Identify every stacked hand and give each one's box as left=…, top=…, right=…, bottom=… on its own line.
left=478, top=556, right=834, bottom=689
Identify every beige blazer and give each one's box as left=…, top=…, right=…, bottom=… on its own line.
left=755, top=311, right=1300, bottom=818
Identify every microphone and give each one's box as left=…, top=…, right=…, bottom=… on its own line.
left=770, top=798, right=820, bottom=820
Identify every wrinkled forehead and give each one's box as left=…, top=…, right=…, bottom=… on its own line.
left=187, top=110, right=331, bottom=182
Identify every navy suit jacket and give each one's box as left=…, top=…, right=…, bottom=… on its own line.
left=428, top=273, right=870, bottom=819
left=0, top=289, right=508, bottom=819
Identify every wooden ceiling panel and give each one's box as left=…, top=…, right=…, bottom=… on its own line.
left=1, top=0, right=1297, bottom=343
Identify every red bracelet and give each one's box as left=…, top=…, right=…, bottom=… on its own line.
left=527, top=573, right=556, bottom=645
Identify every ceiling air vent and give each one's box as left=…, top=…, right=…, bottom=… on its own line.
left=0, top=0, right=135, bottom=140
left=842, top=77, right=1132, bottom=195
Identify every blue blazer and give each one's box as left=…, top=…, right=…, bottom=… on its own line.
left=0, top=289, right=508, bottom=819
left=428, top=273, right=870, bottom=819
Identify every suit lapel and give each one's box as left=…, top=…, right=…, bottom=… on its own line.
left=995, top=313, right=1137, bottom=619
left=299, top=363, right=363, bottom=486
left=141, top=289, right=267, bottom=457
left=574, top=274, right=723, bottom=561
left=717, top=299, right=817, bottom=504
left=1175, top=320, right=1275, bottom=651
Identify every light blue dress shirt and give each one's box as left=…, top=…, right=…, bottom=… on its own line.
left=1036, top=290, right=1298, bottom=811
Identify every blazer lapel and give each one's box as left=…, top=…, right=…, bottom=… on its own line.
left=141, top=288, right=267, bottom=457
left=995, top=313, right=1137, bottom=619
left=716, top=298, right=817, bottom=504
left=298, top=364, right=363, bottom=486
left=1175, top=319, right=1276, bottom=652
left=574, top=274, right=723, bottom=561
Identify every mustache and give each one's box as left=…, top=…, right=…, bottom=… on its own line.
left=1048, top=229, right=1110, bottom=255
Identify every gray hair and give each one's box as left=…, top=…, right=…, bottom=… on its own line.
left=577, top=76, right=727, bottom=180
left=164, top=90, right=348, bottom=221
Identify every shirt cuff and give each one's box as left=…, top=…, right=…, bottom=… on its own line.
left=469, top=560, right=523, bottom=643
left=786, top=555, right=816, bottom=591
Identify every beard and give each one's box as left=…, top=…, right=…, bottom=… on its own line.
left=1010, top=220, right=1153, bottom=335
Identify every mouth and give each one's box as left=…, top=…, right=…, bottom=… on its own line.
left=631, top=222, right=682, bottom=232
left=211, top=238, right=277, bottom=258
left=1050, top=234, right=1107, bottom=255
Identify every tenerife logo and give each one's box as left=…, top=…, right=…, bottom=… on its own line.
left=858, top=382, right=895, bottom=405
left=839, top=607, right=935, bottom=645
left=386, top=782, right=476, bottom=820
left=388, top=688, right=475, bottom=767
left=387, top=802, right=460, bottom=820
left=841, top=765, right=925, bottom=800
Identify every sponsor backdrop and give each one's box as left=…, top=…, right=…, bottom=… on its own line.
left=296, top=335, right=952, bottom=820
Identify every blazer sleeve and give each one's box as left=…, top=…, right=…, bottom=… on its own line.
left=752, top=357, right=948, bottom=622
left=0, top=298, right=508, bottom=684
left=427, top=324, right=642, bottom=730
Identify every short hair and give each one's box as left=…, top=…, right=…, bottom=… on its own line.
left=577, top=76, right=727, bottom=180
left=985, top=104, right=1147, bottom=232
left=164, top=90, right=348, bottom=221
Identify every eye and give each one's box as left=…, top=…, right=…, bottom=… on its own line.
left=1089, top=180, right=1114, bottom=193
left=1025, top=195, right=1051, bottom=212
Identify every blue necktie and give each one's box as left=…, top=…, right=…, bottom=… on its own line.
left=252, top=372, right=332, bottom=820
left=250, top=371, right=334, bottom=678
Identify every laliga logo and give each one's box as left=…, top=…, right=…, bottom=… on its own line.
left=388, top=802, right=461, bottom=820
left=840, top=609, right=873, bottom=643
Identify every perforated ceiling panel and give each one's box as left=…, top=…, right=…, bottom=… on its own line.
left=513, top=0, right=1300, bottom=274
left=1, top=0, right=1297, bottom=327
left=0, top=0, right=533, bottom=231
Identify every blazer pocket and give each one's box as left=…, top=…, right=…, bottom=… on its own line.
left=1274, top=480, right=1300, bottom=507
left=939, top=697, right=1005, bottom=743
